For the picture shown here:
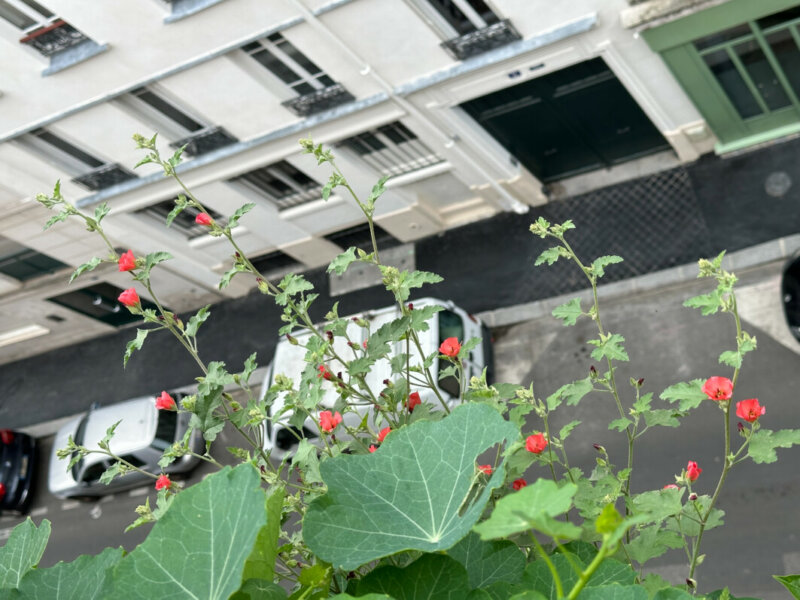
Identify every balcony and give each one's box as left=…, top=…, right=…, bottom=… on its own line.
left=19, top=19, right=88, bottom=57
left=169, top=127, right=238, bottom=157
left=441, top=19, right=522, bottom=61
left=281, top=83, right=355, bottom=118
left=72, top=164, right=137, bottom=192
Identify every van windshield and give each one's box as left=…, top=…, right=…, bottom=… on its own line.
left=438, top=309, right=465, bottom=398
left=152, top=410, right=177, bottom=451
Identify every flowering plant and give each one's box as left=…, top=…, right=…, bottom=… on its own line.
left=1, top=135, right=800, bottom=600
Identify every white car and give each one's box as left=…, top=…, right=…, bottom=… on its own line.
left=48, top=396, right=203, bottom=499
left=262, top=298, right=493, bottom=458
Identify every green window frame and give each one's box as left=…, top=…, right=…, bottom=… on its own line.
left=643, top=0, right=800, bottom=153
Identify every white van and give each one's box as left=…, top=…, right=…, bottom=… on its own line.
left=262, top=298, right=493, bottom=458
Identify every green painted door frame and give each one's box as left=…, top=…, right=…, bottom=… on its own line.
left=643, top=0, right=800, bottom=152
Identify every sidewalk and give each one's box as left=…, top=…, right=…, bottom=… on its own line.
left=4, top=135, right=800, bottom=431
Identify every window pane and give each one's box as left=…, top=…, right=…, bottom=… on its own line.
left=757, top=6, right=800, bottom=30
left=291, top=81, right=315, bottom=95
left=317, top=74, right=335, bottom=88
left=766, top=28, right=800, bottom=97
left=0, top=1, right=35, bottom=29
left=34, top=130, right=104, bottom=168
left=467, top=0, right=499, bottom=26
left=438, top=309, right=464, bottom=398
left=428, top=0, right=475, bottom=36
left=734, top=39, right=791, bottom=111
left=249, top=47, right=300, bottom=85
left=133, top=88, right=203, bottom=132
left=275, top=37, right=322, bottom=76
left=19, top=0, right=52, bottom=17
left=703, top=49, right=763, bottom=118
left=152, top=410, right=177, bottom=451
left=694, top=23, right=752, bottom=51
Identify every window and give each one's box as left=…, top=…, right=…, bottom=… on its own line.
left=337, top=122, right=444, bottom=177
left=20, top=129, right=136, bottom=191
left=0, top=237, right=67, bottom=281
left=249, top=250, right=303, bottom=280
left=324, top=222, right=399, bottom=252
left=437, top=309, right=465, bottom=398
left=138, top=198, right=226, bottom=238
left=124, top=87, right=237, bottom=156
left=231, top=161, right=322, bottom=210
left=241, top=33, right=354, bottom=116
left=152, top=410, right=178, bottom=451
left=1, top=0, right=105, bottom=73
left=412, top=0, right=520, bottom=60
left=47, top=282, right=161, bottom=327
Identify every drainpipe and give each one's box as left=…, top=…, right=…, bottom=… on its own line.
left=283, top=0, right=530, bottom=214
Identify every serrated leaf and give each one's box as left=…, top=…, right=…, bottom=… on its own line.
left=165, top=199, right=186, bottom=228
left=626, top=526, right=683, bottom=565
left=577, top=585, right=649, bottom=600
left=552, top=298, right=582, bottom=326
left=144, top=251, right=172, bottom=271
left=546, top=378, right=593, bottom=411
left=774, top=575, right=800, bottom=599
left=16, top=546, right=123, bottom=600
left=44, top=210, right=70, bottom=230
left=558, top=420, right=581, bottom=440
left=629, top=488, right=683, bottom=524
left=124, top=329, right=149, bottom=367
left=609, top=418, right=632, bottom=432
left=227, top=203, right=255, bottom=230
left=69, top=257, right=102, bottom=283
left=0, top=518, right=51, bottom=590
left=447, top=532, right=525, bottom=589
left=474, top=479, right=579, bottom=540
left=521, top=553, right=581, bottom=600
left=588, top=334, right=629, bottom=362
left=108, top=465, right=265, bottom=599
left=534, top=247, right=563, bottom=267
left=219, top=263, right=246, bottom=289
left=642, top=409, right=681, bottom=428
left=327, top=247, right=359, bottom=276
left=93, top=203, right=110, bottom=224
left=292, top=438, right=322, bottom=485
left=355, top=554, right=469, bottom=599
left=98, top=462, right=122, bottom=485
left=719, top=350, right=741, bottom=368
left=185, top=305, right=211, bottom=338
left=303, top=403, right=519, bottom=569
left=276, top=273, right=314, bottom=305
left=660, top=379, right=706, bottom=411
left=683, top=291, right=722, bottom=315
left=133, top=154, right=156, bottom=169
left=592, top=255, right=623, bottom=278
left=748, top=428, right=800, bottom=464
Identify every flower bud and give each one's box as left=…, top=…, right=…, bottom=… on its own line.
left=326, top=331, right=333, bottom=342
left=593, top=443, right=605, bottom=453
left=686, top=578, right=696, bottom=590
left=738, top=422, right=744, bottom=432
left=286, top=334, right=298, bottom=345
left=180, top=395, right=196, bottom=413
left=688, top=492, right=698, bottom=501
left=256, top=278, right=270, bottom=294
left=407, top=303, right=414, bottom=311
left=589, top=365, right=597, bottom=377
left=637, top=378, right=645, bottom=386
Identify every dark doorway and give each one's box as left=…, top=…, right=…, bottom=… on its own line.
left=461, top=58, right=671, bottom=182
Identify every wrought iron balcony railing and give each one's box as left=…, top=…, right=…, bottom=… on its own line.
left=170, top=126, right=238, bottom=157
left=441, top=19, right=522, bottom=61
left=19, top=19, right=89, bottom=57
left=72, top=164, right=137, bottom=192
left=281, top=83, right=355, bottom=118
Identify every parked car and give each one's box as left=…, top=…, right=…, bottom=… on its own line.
left=0, top=429, right=36, bottom=513
left=262, top=298, right=494, bottom=458
left=48, top=395, right=203, bottom=499
left=782, top=250, right=800, bottom=343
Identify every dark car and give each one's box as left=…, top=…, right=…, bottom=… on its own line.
left=0, top=429, right=36, bottom=513
left=782, top=251, right=800, bottom=343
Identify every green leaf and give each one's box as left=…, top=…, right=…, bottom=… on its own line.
left=230, top=579, right=287, bottom=600
left=629, top=488, right=684, bottom=524
left=774, top=575, right=800, bottom=599
left=643, top=409, right=682, bottom=428
left=552, top=298, right=582, bottom=326
left=683, top=291, right=722, bottom=315
left=303, top=403, right=519, bottom=569
left=660, top=380, right=706, bottom=411
left=596, top=503, right=623, bottom=535
left=16, top=546, right=123, bottom=599
left=592, top=255, right=623, bottom=278
left=144, top=251, right=173, bottom=271
left=577, top=585, right=649, bottom=600
left=718, top=350, right=741, bottom=368
left=652, top=588, right=696, bottom=600
left=609, top=418, right=632, bottom=432
left=69, top=257, right=102, bottom=283
left=0, top=518, right=51, bottom=590
left=447, top=532, right=525, bottom=589
left=354, top=554, right=469, bottom=600
left=534, top=247, right=563, bottom=266
left=626, top=526, right=683, bottom=564
left=588, top=333, right=629, bottom=362
left=292, top=439, right=322, bottom=485
left=227, top=203, right=255, bottom=230
left=185, top=305, right=211, bottom=338
left=93, top=202, right=110, bottom=224
left=124, top=329, right=149, bottom=368
left=98, top=461, right=122, bottom=485
left=521, top=553, right=580, bottom=600
left=474, top=479, right=580, bottom=540
left=219, top=263, right=247, bottom=289
left=276, top=273, right=315, bottom=305
left=546, top=378, right=593, bottom=411
left=165, top=196, right=187, bottom=228
left=558, top=420, right=581, bottom=440
left=327, top=247, right=359, bottom=276
left=241, top=486, right=285, bottom=583
left=108, top=465, right=265, bottom=599
left=748, top=428, right=800, bottom=464
left=408, top=304, right=443, bottom=332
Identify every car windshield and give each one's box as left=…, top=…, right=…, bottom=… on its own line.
left=151, top=409, right=177, bottom=451
left=438, top=309, right=465, bottom=398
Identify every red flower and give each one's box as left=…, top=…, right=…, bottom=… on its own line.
left=155, top=391, right=176, bottom=410
left=118, top=250, right=136, bottom=272
left=407, top=391, right=421, bottom=413
left=118, top=288, right=140, bottom=307
left=736, top=398, right=765, bottom=423
left=377, top=427, right=391, bottom=443
left=512, top=478, right=527, bottom=491
left=525, top=433, right=548, bottom=454
left=439, top=337, right=461, bottom=358
left=317, top=365, right=333, bottom=381
left=478, top=464, right=492, bottom=475
left=686, top=461, right=702, bottom=482
left=369, top=445, right=377, bottom=453
left=155, top=474, right=171, bottom=491
left=663, top=484, right=679, bottom=490
left=195, top=213, right=213, bottom=226
left=702, top=376, right=733, bottom=401
left=319, top=411, right=342, bottom=433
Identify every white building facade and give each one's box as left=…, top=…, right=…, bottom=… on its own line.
left=0, top=0, right=757, bottom=363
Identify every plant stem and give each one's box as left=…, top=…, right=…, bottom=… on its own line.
left=567, top=543, right=610, bottom=600
left=530, top=534, right=563, bottom=599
